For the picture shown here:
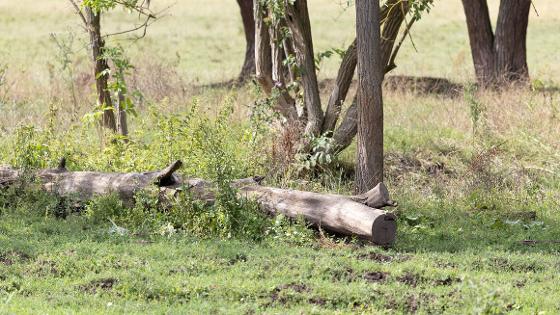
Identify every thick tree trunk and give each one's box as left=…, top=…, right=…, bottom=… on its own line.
left=355, top=0, right=384, bottom=193
left=461, top=0, right=496, bottom=86
left=236, top=0, right=256, bottom=83
left=0, top=161, right=397, bottom=245
left=461, top=0, right=530, bottom=86
left=494, top=0, right=530, bottom=83
left=85, top=7, right=117, bottom=131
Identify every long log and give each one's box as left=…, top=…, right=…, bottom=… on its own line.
left=0, top=160, right=397, bottom=245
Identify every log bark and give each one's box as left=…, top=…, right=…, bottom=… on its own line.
left=0, top=161, right=397, bottom=245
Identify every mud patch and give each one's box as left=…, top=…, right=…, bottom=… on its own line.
left=308, top=297, right=327, bottom=306
left=79, top=278, right=118, bottom=294
left=0, top=251, right=31, bottom=266
left=433, top=276, right=461, bottom=286
left=363, top=271, right=389, bottom=283
left=0, top=256, right=13, bottom=266
left=384, top=75, right=463, bottom=97
left=397, top=272, right=423, bottom=287
left=405, top=294, right=419, bottom=313
left=268, top=282, right=311, bottom=305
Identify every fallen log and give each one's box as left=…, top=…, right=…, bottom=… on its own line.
left=0, top=160, right=397, bottom=245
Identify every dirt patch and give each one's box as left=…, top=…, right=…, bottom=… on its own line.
left=268, top=282, right=311, bottom=305
left=0, top=256, right=13, bottom=266
left=0, top=251, right=31, bottom=266
left=363, top=271, right=389, bottom=283
left=386, top=153, right=454, bottom=180
left=397, top=272, right=423, bottom=287
left=405, top=294, right=419, bottom=313
left=357, top=252, right=393, bottom=263
left=384, top=75, right=463, bottom=98
left=79, top=278, right=118, bottom=294
left=433, top=276, right=461, bottom=286
left=308, top=297, right=327, bottom=306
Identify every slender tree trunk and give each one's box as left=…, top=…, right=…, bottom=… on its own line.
left=85, top=7, right=117, bottom=131
left=236, top=0, right=256, bottom=83
left=254, top=0, right=298, bottom=120
left=461, top=0, right=530, bottom=86
left=355, top=0, right=384, bottom=193
left=284, top=0, right=323, bottom=136
left=116, top=90, right=128, bottom=137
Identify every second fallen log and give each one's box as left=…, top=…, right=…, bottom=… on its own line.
left=237, top=184, right=396, bottom=245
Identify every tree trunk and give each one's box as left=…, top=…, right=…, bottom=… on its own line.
left=462, top=0, right=495, bottom=86
left=461, top=0, right=530, bottom=86
left=284, top=0, right=324, bottom=136
left=254, top=0, right=298, bottom=120
left=85, top=7, right=117, bottom=131
left=236, top=0, right=256, bottom=83
left=116, top=90, right=129, bottom=137
left=494, top=0, right=530, bottom=83
left=354, top=0, right=384, bottom=193
left=329, top=0, right=409, bottom=154
left=1, top=161, right=397, bottom=245
left=253, top=0, right=416, bottom=157
left=322, top=39, right=357, bottom=133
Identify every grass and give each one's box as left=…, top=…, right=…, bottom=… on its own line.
left=1, top=206, right=559, bottom=314
left=1, top=0, right=560, bottom=313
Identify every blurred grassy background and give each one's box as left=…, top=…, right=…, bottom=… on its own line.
left=0, top=0, right=558, bottom=85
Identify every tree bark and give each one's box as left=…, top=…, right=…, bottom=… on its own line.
left=85, top=7, right=117, bottom=131
left=284, top=0, right=324, bottom=136
left=116, top=90, right=129, bottom=138
left=236, top=0, right=256, bottom=83
left=494, top=0, right=530, bottom=83
left=461, top=0, right=530, bottom=86
left=355, top=0, right=384, bottom=193
left=1, top=162, right=397, bottom=245
left=254, top=0, right=298, bottom=120
left=322, top=40, right=357, bottom=133
left=328, top=0, right=409, bottom=154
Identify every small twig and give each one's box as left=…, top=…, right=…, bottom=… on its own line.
left=387, top=16, right=417, bottom=70
left=531, top=1, right=540, bottom=16
left=67, top=0, right=88, bottom=26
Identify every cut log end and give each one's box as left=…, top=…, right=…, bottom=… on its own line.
left=371, top=212, right=397, bottom=245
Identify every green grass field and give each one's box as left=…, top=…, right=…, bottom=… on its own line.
left=1, top=0, right=560, bottom=314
